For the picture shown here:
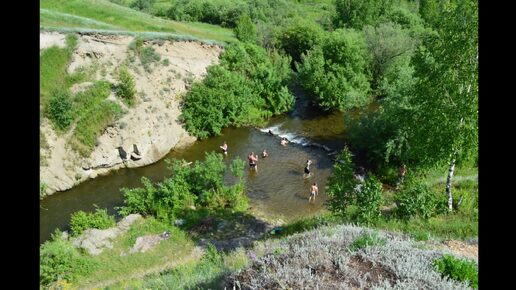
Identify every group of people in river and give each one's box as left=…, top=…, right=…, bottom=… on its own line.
left=220, top=138, right=319, bottom=203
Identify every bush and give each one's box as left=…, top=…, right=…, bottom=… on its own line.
left=349, top=231, right=387, bottom=251
left=40, top=181, right=47, bottom=199
left=234, top=14, right=256, bottom=43
left=116, top=66, right=136, bottom=105
left=326, top=147, right=358, bottom=217
left=355, top=175, right=383, bottom=225
left=433, top=254, right=478, bottom=289
left=130, top=0, right=155, bottom=12
left=40, top=231, right=97, bottom=286
left=297, top=29, right=371, bottom=111
left=47, top=89, right=73, bottom=130
left=69, top=208, right=116, bottom=236
left=139, top=46, right=161, bottom=72
left=394, top=176, right=444, bottom=220
left=118, top=152, right=248, bottom=221
left=276, top=17, right=324, bottom=65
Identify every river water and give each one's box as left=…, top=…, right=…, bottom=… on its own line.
left=40, top=92, right=364, bottom=244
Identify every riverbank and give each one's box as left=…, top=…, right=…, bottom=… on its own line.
left=40, top=31, right=223, bottom=196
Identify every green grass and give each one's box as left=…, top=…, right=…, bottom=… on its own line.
left=71, top=100, right=123, bottom=157
left=349, top=231, right=387, bottom=251
left=72, top=217, right=196, bottom=288
left=40, top=34, right=77, bottom=108
left=434, top=254, right=478, bottom=289
left=40, top=0, right=236, bottom=44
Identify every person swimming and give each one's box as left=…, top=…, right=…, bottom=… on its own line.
left=220, top=141, right=228, bottom=155
left=304, top=160, right=312, bottom=177
left=262, top=149, right=269, bottom=158
left=281, top=137, right=289, bottom=146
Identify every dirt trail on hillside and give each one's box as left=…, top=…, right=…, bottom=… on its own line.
left=40, top=32, right=223, bottom=195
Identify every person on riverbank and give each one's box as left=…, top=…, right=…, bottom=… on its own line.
left=220, top=142, right=228, bottom=155
left=281, top=137, right=289, bottom=146
left=396, top=164, right=407, bottom=189
left=262, top=149, right=269, bottom=158
left=309, top=183, right=318, bottom=203
left=248, top=152, right=258, bottom=171
left=304, top=160, right=312, bottom=178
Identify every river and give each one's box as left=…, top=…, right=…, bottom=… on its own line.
left=40, top=92, right=368, bottom=244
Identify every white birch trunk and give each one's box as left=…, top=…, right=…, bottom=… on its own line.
left=446, top=158, right=456, bottom=211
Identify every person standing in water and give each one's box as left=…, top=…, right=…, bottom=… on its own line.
left=248, top=152, right=258, bottom=171
left=262, top=149, right=269, bottom=158
left=304, top=160, right=313, bottom=178
left=309, top=183, right=318, bottom=203
left=220, top=142, right=228, bottom=155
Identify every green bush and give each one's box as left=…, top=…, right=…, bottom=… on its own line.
left=139, top=46, right=161, bottom=72
left=433, top=254, right=478, bottom=289
left=234, top=14, right=256, bottom=43
left=47, top=89, right=73, bottom=130
left=394, top=176, right=444, bottom=220
left=116, top=66, right=136, bottom=105
left=40, top=181, right=47, bottom=199
left=40, top=231, right=97, bottom=286
left=355, top=175, right=383, bottom=225
left=180, top=42, right=293, bottom=139
left=276, top=17, right=324, bottom=65
left=69, top=208, right=116, bottom=236
left=118, top=152, right=248, bottom=221
left=326, top=147, right=358, bottom=217
left=297, top=28, right=371, bottom=111
left=349, top=231, right=387, bottom=251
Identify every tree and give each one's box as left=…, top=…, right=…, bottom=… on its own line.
left=326, top=147, right=358, bottom=217
left=363, top=22, right=416, bottom=94
left=297, top=29, right=371, bottom=111
left=334, top=0, right=393, bottom=30
left=387, top=0, right=478, bottom=211
left=116, top=66, right=136, bottom=105
left=276, top=17, right=324, bottom=65
left=234, top=14, right=257, bottom=43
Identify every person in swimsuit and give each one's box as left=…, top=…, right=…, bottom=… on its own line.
left=248, top=152, right=258, bottom=171
left=262, top=149, right=269, bottom=158
left=304, top=160, right=312, bottom=177
left=309, top=183, right=318, bottom=203
left=220, top=142, right=228, bottom=155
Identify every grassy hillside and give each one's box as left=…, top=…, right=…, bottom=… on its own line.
left=40, top=0, right=236, bottom=44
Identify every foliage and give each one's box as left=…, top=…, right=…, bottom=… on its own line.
left=333, top=0, right=394, bottom=30
left=394, top=176, right=445, bottom=220
left=40, top=231, right=98, bottom=286
left=363, top=22, right=416, bottom=93
left=116, top=66, right=136, bottom=105
left=70, top=207, right=117, bottom=236
left=180, top=42, right=293, bottom=138
left=354, top=174, right=383, bottom=225
left=166, top=0, right=247, bottom=28
left=297, top=28, right=371, bottom=111
left=234, top=14, right=256, bottom=43
left=71, top=100, right=123, bottom=156
left=385, top=0, right=478, bottom=169
left=40, top=181, right=48, bottom=199
left=47, top=88, right=74, bottom=130
left=349, top=231, right=387, bottom=251
left=433, top=254, right=478, bottom=289
left=130, top=0, right=154, bottom=12
left=326, top=147, right=358, bottom=217
left=118, top=152, right=248, bottom=222
left=276, top=17, right=324, bottom=65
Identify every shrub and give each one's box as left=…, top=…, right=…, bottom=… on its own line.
left=276, top=17, right=324, bottom=65
left=297, top=29, right=371, bottom=111
left=40, top=231, right=97, bottom=286
left=69, top=208, right=116, bottom=236
left=47, top=89, right=73, bottom=130
left=234, top=14, right=256, bottom=43
left=118, top=152, right=248, bottom=221
left=139, top=46, right=161, bottom=72
left=326, top=147, right=358, bottom=217
left=116, top=66, right=136, bottom=105
left=349, top=231, right=387, bottom=251
left=394, top=176, right=444, bottom=220
left=40, top=181, right=47, bottom=199
left=354, top=175, right=383, bottom=225
left=433, top=254, right=478, bottom=289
